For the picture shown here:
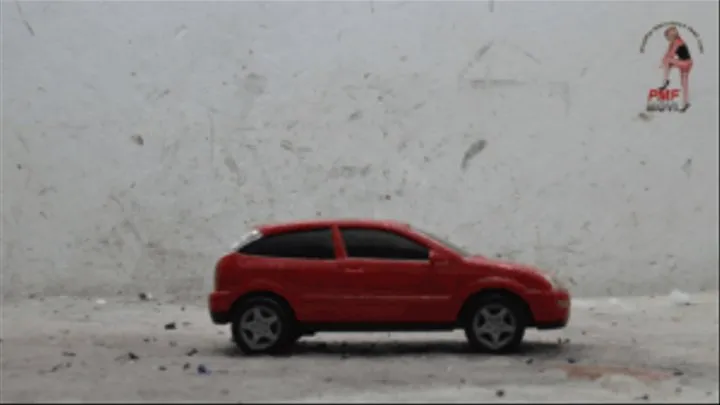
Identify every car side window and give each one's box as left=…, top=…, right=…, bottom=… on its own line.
left=239, top=228, right=335, bottom=260
left=340, top=228, right=429, bottom=260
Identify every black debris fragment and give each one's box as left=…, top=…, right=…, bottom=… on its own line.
left=61, top=351, right=76, bottom=357
left=164, top=322, right=177, bottom=330
left=53, top=362, right=72, bottom=372
left=115, top=352, right=140, bottom=362
left=197, top=364, right=210, bottom=375
left=495, top=389, right=505, bottom=397
left=186, top=348, right=198, bottom=356
left=525, top=358, right=534, bottom=365
left=183, top=362, right=191, bottom=370
left=567, top=357, right=576, bottom=364
left=158, top=365, right=167, bottom=371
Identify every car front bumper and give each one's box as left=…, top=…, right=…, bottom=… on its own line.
left=528, top=289, right=571, bottom=329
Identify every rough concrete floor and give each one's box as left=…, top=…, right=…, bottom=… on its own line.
left=1, top=292, right=718, bottom=403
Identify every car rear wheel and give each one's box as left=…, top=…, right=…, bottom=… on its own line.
left=231, top=297, right=296, bottom=355
left=464, top=294, right=527, bottom=353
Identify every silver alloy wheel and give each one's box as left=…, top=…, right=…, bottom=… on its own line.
left=472, top=303, right=517, bottom=350
left=239, top=305, right=282, bottom=351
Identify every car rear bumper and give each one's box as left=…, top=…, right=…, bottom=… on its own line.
left=210, top=310, right=231, bottom=324
left=208, top=291, right=234, bottom=325
left=528, top=289, right=571, bottom=329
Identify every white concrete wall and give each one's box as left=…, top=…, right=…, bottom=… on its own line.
left=2, top=1, right=718, bottom=301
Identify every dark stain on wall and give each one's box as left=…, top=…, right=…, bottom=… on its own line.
left=681, top=158, right=693, bottom=177
left=461, top=139, right=488, bottom=170
left=328, top=164, right=372, bottom=179
left=348, top=110, right=363, bottom=121
left=15, top=2, right=35, bottom=36
left=244, top=73, right=267, bottom=96
left=223, top=155, right=246, bottom=186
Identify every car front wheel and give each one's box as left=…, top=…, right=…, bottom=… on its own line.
left=464, top=294, right=527, bottom=353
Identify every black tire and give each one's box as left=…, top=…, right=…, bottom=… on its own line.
left=463, top=294, right=527, bottom=353
left=231, top=296, right=297, bottom=355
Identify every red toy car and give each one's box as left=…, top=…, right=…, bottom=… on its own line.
left=209, top=219, right=570, bottom=354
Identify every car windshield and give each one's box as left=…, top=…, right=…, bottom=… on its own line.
left=413, top=227, right=471, bottom=257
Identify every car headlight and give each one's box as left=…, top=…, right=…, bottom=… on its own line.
left=541, top=273, right=556, bottom=288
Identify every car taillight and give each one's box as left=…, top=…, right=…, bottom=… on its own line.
left=214, top=253, right=239, bottom=291
left=214, top=257, right=226, bottom=291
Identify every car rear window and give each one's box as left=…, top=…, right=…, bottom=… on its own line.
left=238, top=227, right=335, bottom=259
left=231, top=229, right=263, bottom=252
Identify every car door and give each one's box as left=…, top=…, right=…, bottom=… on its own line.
left=238, top=227, right=351, bottom=322
left=338, top=227, right=435, bottom=322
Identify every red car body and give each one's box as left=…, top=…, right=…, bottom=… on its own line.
left=209, top=219, right=570, bottom=353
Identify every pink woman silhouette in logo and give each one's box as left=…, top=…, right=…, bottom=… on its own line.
left=658, top=26, right=692, bottom=112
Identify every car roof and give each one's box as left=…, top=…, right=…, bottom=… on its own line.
left=256, top=218, right=410, bottom=234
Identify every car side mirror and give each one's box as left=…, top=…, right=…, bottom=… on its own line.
left=429, top=250, right=450, bottom=266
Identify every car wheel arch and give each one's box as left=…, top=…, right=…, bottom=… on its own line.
left=456, top=288, right=535, bottom=326
left=230, top=291, right=297, bottom=321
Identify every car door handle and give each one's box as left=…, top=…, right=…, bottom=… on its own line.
left=344, top=268, right=364, bottom=274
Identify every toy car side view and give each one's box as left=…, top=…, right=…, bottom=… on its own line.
left=208, top=219, right=570, bottom=355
